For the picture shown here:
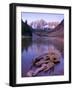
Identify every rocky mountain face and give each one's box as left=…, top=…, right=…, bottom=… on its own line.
left=30, top=19, right=47, bottom=29
left=30, top=19, right=59, bottom=29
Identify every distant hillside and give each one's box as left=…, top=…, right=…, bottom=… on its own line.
left=48, top=19, right=64, bottom=37
left=22, top=19, right=64, bottom=37
left=22, top=20, right=32, bottom=36
left=33, top=19, right=64, bottom=37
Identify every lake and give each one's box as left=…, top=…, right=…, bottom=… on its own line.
left=21, top=34, right=64, bottom=77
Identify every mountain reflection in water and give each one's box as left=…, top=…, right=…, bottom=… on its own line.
left=21, top=36, right=64, bottom=77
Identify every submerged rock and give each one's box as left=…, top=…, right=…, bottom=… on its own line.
left=26, top=45, right=61, bottom=77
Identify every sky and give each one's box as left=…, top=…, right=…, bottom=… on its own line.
left=21, top=12, right=64, bottom=24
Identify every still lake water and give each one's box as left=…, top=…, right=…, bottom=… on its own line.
left=22, top=35, right=64, bottom=77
